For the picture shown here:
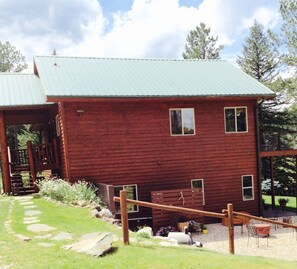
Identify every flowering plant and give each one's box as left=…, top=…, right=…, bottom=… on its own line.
left=156, top=225, right=176, bottom=237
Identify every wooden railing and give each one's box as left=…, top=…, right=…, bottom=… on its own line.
left=31, top=142, right=59, bottom=169
left=10, top=149, right=29, bottom=167
left=9, top=140, right=59, bottom=172
left=114, top=191, right=297, bottom=255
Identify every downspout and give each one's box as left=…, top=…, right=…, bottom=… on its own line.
left=255, top=99, right=264, bottom=216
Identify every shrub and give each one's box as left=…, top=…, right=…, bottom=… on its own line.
left=37, top=178, right=100, bottom=206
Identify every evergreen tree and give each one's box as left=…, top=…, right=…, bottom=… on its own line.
left=237, top=20, right=279, bottom=83
left=237, top=20, right=297, bottom=197
left=182, top=22, right=223, bottom=59
left=280, top=0, right=297, bottom=66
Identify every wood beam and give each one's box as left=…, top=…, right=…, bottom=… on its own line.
left=0, top=111, right=11, bottom=193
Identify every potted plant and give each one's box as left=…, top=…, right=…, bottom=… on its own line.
left=278, top=197, right=289, bottom=209
left=177, top=216, right=188, bottom=232
left=202, top=224, right=208, bottom=234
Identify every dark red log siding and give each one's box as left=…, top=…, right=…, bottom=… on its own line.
left=60, top=98, right=259, bottom=218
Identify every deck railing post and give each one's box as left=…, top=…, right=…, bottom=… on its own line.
left=120, top=190, right=129, bottom=245
left=227, top=203, right=235, bottom=254
left=27, top=141, right=37, bottom=192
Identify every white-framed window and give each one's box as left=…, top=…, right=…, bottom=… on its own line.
left=242, top=175, right=254, bottom=201
left=191, top=179, right=205, bottom=205
left=55, top=114, right=60, bottom=137
left=114, top=184, right=139, bottom=213
left=224, top=107, right=248, bottom=133
left=170, top=108, right=195, bottom=136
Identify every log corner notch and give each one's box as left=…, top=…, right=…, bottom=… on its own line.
left=0, top=111, right=11, bottom=193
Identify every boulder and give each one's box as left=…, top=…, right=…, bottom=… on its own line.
left=63, top=232, right=113, bottom=257
left=99, top=209, right=113, bottom=218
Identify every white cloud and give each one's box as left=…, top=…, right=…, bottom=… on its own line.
left=0, top=0, right=281, bottom=71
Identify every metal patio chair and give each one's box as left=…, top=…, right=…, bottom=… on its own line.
left=246, top=224, right=269, bottom=248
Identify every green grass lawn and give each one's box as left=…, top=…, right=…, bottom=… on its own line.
left=0, top=195, right=297, bottom=269
left=262, top=195, right=297, bottom=212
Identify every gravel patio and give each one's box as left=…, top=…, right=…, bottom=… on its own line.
left=192, top=213, right=297, bottom=261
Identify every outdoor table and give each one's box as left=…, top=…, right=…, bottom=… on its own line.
left=253, top=224, right=271, bottom=236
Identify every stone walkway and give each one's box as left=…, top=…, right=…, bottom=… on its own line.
left=3, top=196, right=116, bottom=257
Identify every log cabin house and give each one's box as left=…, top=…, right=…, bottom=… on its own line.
left=0, top=56, right=277, bottom=224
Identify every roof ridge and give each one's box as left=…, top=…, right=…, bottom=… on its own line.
left=34, top=55, right=225, bottom=62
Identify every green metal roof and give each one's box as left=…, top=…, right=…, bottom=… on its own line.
left=34, top=56, right=275, bottom=99
left=0, top=73, right=46, bottom=107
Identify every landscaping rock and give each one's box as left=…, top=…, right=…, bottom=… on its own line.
left=91, top=209, right=100, bottom=218
left=99, top=209, right=113, bottom=218
left=91, top=202, right=101, bottom=211
left=62, top=232, right=113, bottom=257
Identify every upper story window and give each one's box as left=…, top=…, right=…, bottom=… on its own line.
left=224, top=107, right=248, bottom=133
left=170, top=108, right=195, bottom=136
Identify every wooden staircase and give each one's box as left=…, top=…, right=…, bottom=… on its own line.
left=9, top=139, right=59, bottom=195
left=11, top=174, right=36, bottom=196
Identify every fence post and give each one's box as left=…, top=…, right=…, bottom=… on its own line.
left=227, top=203, right=235, bottom=254
left=120, top=190, right=129, bottom=245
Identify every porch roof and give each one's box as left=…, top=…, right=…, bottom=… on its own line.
left=0, top=73, right=47, bottom=107
left=34, top=56, right=275, bottom=99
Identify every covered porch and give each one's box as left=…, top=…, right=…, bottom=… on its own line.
left=0, top=106, right=60, bottom=195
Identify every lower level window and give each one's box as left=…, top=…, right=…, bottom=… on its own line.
left=191, top=179, right=205, bottom=205
left=114, top=184, right=139, bottom=213
left=242, top=175, right=254, bottom=201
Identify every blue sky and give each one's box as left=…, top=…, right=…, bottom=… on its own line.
left=0, top=0, right=281, bottom=70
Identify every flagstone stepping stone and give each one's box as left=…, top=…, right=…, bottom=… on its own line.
left=24, top=219, right=40, bottom=225
left=52, top=232, right=72, bottom=241
left=20, top=201, right=34, bottom=206
left=37, top=243, right=55, bottom=248
left=24, top=216, right=39, bottom=221
left=63, top=232, right=113, bottom=257
left=27, top=224, right=57, bottom=233
left=35, top=234, right=52, bottom=239
left=24, top=210, right=41, bottom=216
left=24, top=205, right=38, bottom=209
left=14, top=234, right=31, bottom=242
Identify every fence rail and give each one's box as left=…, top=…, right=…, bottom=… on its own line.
left=114, top=190, right=297, bottom=255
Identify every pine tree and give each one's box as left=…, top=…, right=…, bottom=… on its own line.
left=237, top=20, right=297, bottom=197
left=237, top=20, right=279, bottom=83
left=182, top=22, right=223, bottom=59
left=280, top=0, right=297, bottom=66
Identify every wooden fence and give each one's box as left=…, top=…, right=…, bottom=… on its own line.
left=151, top=188, right=203, bottom=232
left=114, top=190, right=297, bottom=254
